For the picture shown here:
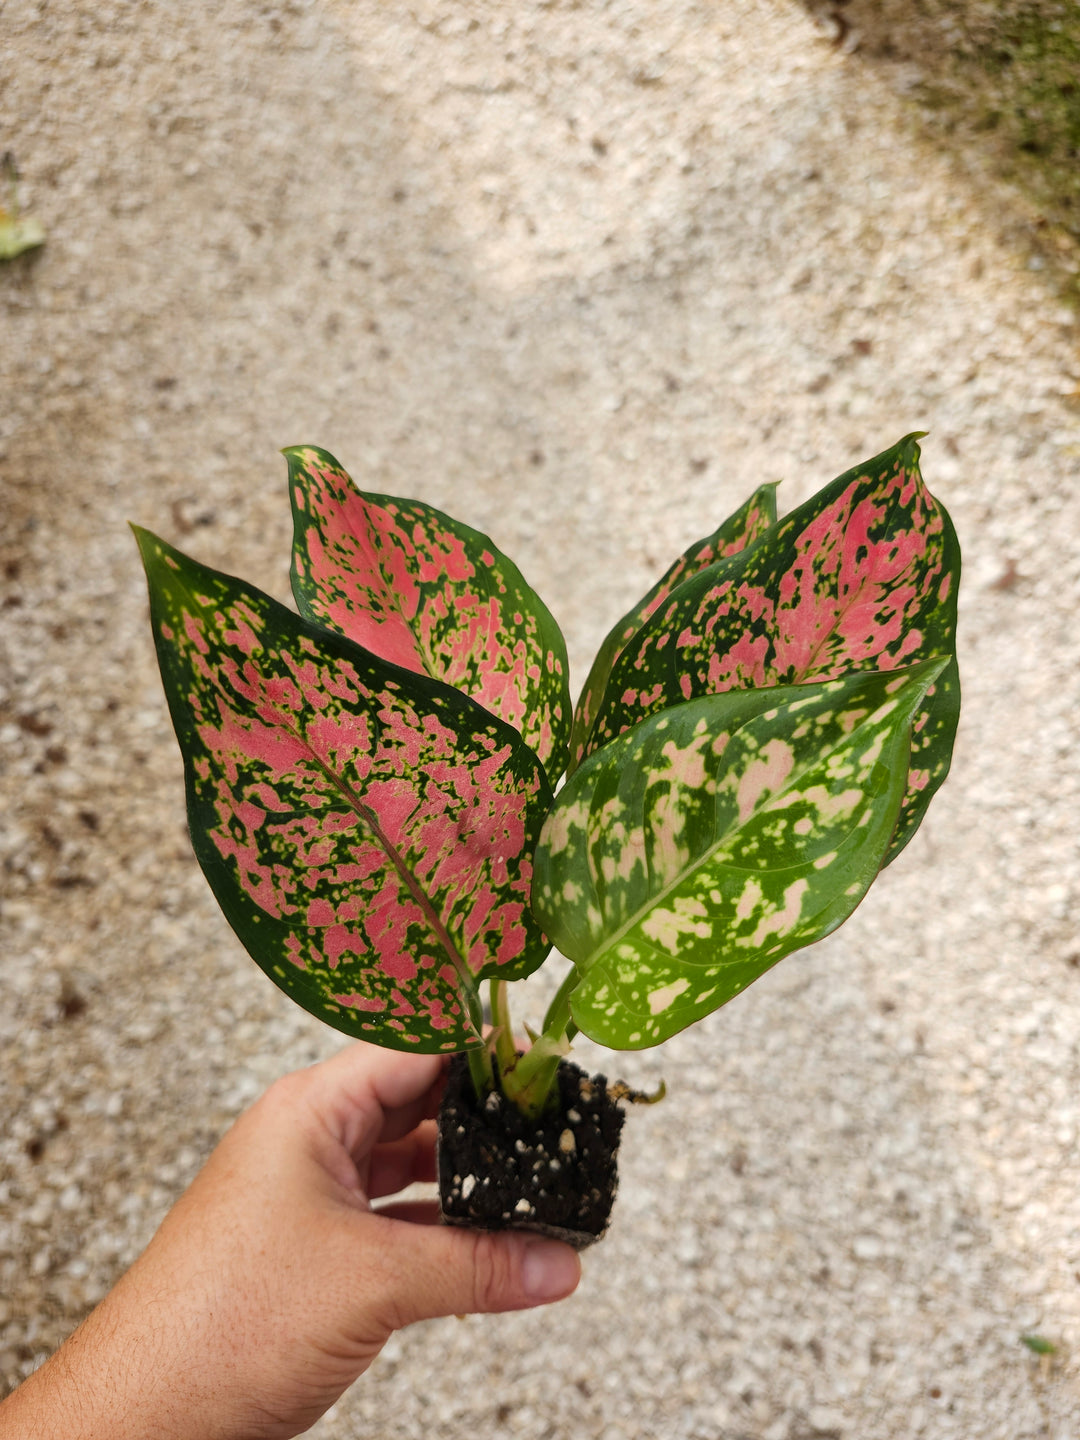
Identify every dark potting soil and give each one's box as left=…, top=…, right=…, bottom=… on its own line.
left=437, top=1054, right=626, bottom=1249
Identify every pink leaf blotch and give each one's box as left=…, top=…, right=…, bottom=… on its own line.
left=580, top=435, right=960, bottom=863
left=569, top=481, right=779, bottom=772
left=287, top=445, right=572, bottom=779
left=134, top=526, right=553, bottom=1053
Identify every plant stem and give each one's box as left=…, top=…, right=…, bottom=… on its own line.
left=478, top=967, right=583, bottom=1119
left=499, top=970, right=582, bottom=1120
left=489, top=978, right=517, bottom=1076
left=541, top=964, right=581, bottom=1043
left=466, top=1043, right=494, bottom=1099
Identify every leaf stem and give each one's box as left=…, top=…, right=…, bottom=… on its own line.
left=467, top=1044, right=494, bottom=1099
left=490, top=979, right=517, bottom=1077
left=499, top=1023, right=570, bottom=1120
left=494, top=969, right=581, bottom=1120
left=541, top=964, right=581, bottom=1043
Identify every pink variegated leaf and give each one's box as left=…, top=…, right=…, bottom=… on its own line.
left=287, top=446, right=572, bottom=779
left=134, top=527, right=553, bottom=1053
left=581, top=435, right=960, bottom=864
left=568, top=481, right=778, bottom=774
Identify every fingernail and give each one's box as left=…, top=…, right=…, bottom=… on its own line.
left=521, top=1238, right=581, bottom=1301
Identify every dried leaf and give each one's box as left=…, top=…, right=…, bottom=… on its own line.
left=0, top=152, right=45, bottom=260
left=0, top=214, right=46, bottom=260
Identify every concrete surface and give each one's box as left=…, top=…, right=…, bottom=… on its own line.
left=3, top=3, right=1080, bottom=1436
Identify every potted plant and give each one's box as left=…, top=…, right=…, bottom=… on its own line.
left=134, top=432, right=960, bottom=1247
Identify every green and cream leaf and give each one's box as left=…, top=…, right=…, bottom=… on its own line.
left=533, top=659, right=947, bottom=1050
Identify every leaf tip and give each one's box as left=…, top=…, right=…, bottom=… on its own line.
left=129, top=522, right=161, bottom=562
left=898, top=430, right=929, bottom=464
left=281, top=442, right=345, bottom=470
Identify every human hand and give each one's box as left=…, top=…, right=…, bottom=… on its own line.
left=0, top=1043, right=581, bottom=1440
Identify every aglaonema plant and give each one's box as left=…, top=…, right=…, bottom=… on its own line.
left=135, top=432, right=959, bottom=1244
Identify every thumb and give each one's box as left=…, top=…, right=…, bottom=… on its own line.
left=370, top=1218, right=581, bottom=1330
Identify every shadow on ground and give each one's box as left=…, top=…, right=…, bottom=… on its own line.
left=802, top=0, right=1080, bottom=297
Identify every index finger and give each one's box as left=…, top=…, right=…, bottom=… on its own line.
left=304, top=1041, right=449, bottom=1155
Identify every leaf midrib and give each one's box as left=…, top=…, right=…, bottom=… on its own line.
left=600, top=466, right=925, bottom=748
left=320, top=498, right=541, bottom=732
left=793, top=476, right=922, bottom=680
left=332, top=500, right=444, bottom=685
left=193, top=605, right=479, bottom=1015
left=303, top=746, right=480, bottom=1003
left=577, top=701, right=901, bottom=976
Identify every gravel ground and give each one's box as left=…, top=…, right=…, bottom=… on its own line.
left=3, top=3, right=1080, bottom=1437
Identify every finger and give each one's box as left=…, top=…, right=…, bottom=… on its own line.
left=363, top=1216, right=581, bottom=1331
left=366, top=1124, right=438, bottom=1198
left=304, top=1043, right=447, bottom=1154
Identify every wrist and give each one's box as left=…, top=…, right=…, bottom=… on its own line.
left=0, top=1267, right=261, bottom=1440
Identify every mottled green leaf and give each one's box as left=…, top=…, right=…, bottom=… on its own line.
left=533, top=660, right=946, bottom=1050
left=287, top=445, right=572, bottom=778
left=569, top=482, right=778, bottom=773
left=135, top=527, right=553, bottom=1053
left=580, top=435, right=960, bottom=864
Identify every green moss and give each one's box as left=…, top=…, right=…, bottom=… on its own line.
left=964, top=5, right=1080, bottom=234
left=855, top=0, right=1080, bottom=299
